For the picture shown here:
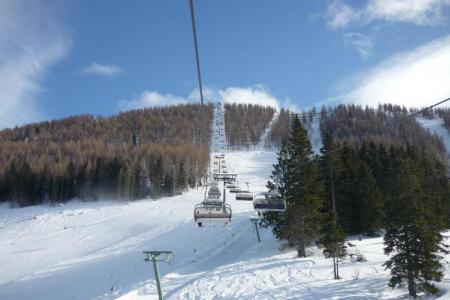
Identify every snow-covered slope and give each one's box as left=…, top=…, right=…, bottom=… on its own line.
left=4, top=149, right=450, bottom=299
left=0, top=151, right=277, bottom=300
left=417, top=116, right=450, bottom=154
left=307, top=115, right=323, bottom=155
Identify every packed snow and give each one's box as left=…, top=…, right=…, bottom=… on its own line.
left=307, top=114, right=323, bottom=155
left=2, top=109, right=450, bottom=299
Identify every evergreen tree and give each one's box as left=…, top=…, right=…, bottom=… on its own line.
left=334, top=144, right=358, bottom=233
left=284, top=116, right=325, bottom=257
left=384, top=146, right=447, bottom=297
left=264, top=142, right=289, bottom=240
left=319, top=133, right=346, bottom=279
left=352, top=161, right=384, bottom=235
left=64, top=161, right=76, bottom=200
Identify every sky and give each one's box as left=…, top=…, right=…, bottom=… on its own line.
left=1, top=0, right=450, bottom=128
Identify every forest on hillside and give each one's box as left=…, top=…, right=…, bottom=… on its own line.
left=224, top=103, right=275, bottom=149
left=265, top=104, right=448, bottom=164
left=320, top=104, right=447, bottom=162
left=0, top=104, right=213, bottom=207
left=265, top=108, right=294, bottom=148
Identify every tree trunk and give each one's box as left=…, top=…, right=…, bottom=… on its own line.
left=332, top=255, right=337, bottom=279
left=408, top=272, right=416, bottom=298
left=297, top=238, right=306, bottom=257
left=336, top=256, right=339, bottom=279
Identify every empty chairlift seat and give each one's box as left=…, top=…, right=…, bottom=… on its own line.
left=236, top=191, right=253, bottom=201
left=213, top=173, right=237, bottom=182
left=226, top=183, right=238, bottom=189
left=229, top=187, right=241, bottom=193
left=253, top=192, right=285, bottom=211
left=194, top=200, right=232, bottom=226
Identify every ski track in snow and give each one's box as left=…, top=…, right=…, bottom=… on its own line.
left=257, top=111, right=279, bottom=151
left=2, top=108, right=450, bottom=299
left=307, top=115, right=323, bottom=155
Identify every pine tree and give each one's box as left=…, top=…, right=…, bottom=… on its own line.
left=284, top=116, right=325, bottom=257
left=334, top=143, right=358, bottom=233
left=383, top=146, right=448, bottom=297
left=352, top=161, right=383, bottom=235
left=264, top=142, right=289, bottom=240
left=319, top=133, right=346, bottom=279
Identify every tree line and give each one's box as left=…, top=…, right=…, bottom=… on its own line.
left=0, top=104, right=213, bottom=207
left=264, top=115, right=450, bottom=297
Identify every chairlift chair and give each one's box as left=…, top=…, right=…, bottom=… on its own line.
left=194, top=201, right=232, bottom=227
left=213, top=173, right=237, bottom=182
left=253, top=192, right=285, bottom=211
left=236, top=191, right=253, bottom=201
left=229, top=187, right=241, bottom=193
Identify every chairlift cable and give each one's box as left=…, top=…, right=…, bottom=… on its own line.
left=189, top=0, right=204, bottom=105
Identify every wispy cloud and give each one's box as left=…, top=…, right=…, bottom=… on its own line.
left=0, top=0, right=70, bottom=129
left=118, top=85, right=292, bottom=112
left=343, top=32, right=373, bottom=59
left=326, top=0, right=450, bottom=30
left=332, top=35, right=450, bottom=107
left=82, top=63, right=124, bottom=78
left=326, top=0, right=359, bottom=29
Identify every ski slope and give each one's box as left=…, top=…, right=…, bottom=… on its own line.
left=3, top=149, right=450, bottom=299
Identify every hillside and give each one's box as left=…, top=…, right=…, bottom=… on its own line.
left=224, top=103, right=275, bottom=150
left=265, top=104, right=449, bottom=162
left=1, top=102, right=449, bottom=208
left=0, top=104, right=213, bottom=206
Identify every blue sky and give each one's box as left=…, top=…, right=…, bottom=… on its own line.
left=1, top=0, right=450, bottom=128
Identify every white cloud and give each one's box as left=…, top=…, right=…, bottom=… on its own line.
left=343, top=32, right=373, bottom=59
left=366, top=0, right=450, bottom=25
left=82, top=63, right=124, bottom=78
left=0, top=0, right=70, bottom=129
left=219, top=85, right=280, bottom=111
left=118, top=85, right=287, bottom=111
left=326, top=0, right=450, bottom=29
left=334, top=35, right=450, bottom=108
left=118, top=91, right=189, bottom=111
